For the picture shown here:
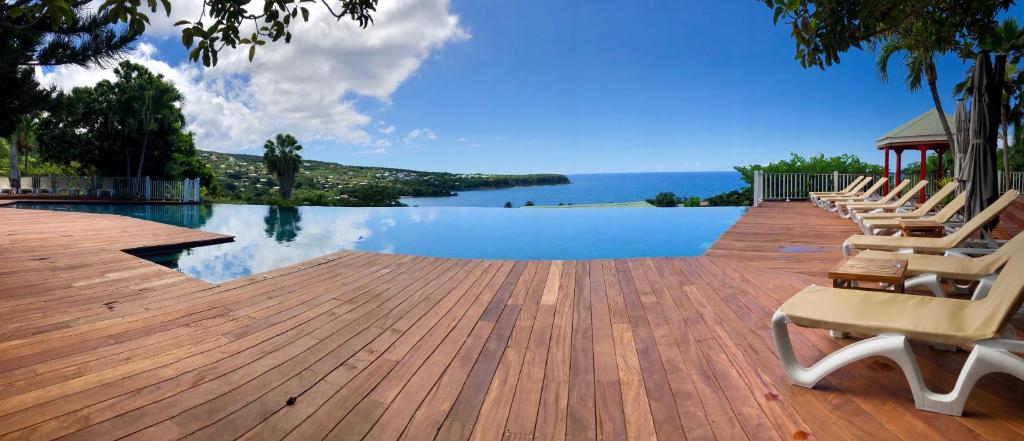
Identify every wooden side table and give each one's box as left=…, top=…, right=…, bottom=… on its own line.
left=827, top=257, right=908, bottom=338
left=898, top=219, right=945, bottom=238
left=828, top=258, right=908, bottom=293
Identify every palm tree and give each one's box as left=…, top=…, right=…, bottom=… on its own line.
left=11, top=115, right=38, bottom=175
left=876, top=35, right=956, bottom=148
left=953, top=18, right=1024, bottom=189
left=263, top=133, right=303, bottom=199
left=110, top=62, right=185, bottom=181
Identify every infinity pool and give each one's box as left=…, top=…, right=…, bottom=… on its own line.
left=10, top=203, right=745, bottom=283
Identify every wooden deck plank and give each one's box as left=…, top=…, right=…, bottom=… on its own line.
left=3, top=204, right=1024, bottom=440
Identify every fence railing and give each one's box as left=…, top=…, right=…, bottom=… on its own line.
left=2, top=176, right=201, bottom=202
left=752, top=170, right=1022, bottom=207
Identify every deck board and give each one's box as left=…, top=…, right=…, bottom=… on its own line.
left=3, top=205, right=1024, bottom=440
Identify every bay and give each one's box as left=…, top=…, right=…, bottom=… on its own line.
left=400, top=171, right=745, bottom=207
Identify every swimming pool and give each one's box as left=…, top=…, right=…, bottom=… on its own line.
left=9, top=203, right=746, bottom=283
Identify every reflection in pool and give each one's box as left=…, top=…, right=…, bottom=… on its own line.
left=10, top=203, right=746, bottom=283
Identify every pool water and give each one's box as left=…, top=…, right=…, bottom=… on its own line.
left=9, top=203, right=746, bottom=283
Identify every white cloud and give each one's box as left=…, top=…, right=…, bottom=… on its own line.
left=456, top=137, right=467, bottom=142
left=379, top=125, right=396, bottom=135
left=404, top=128, right=438, bottom=145
left=37, top=0, right=468, bottom=153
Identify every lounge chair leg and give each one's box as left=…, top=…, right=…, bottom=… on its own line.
left=905, top=274, right=944, bottom=297
left=971, top=274, right=998, bottom=300
left=774, top=312, right=1024, bottom=416
left=842, top=242, right=854, bottom=258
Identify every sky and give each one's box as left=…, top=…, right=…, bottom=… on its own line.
left=37, top=1, right=1020, bottom=174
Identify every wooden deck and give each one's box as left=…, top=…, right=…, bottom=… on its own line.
left=3, top=205, right=1024, bottom=440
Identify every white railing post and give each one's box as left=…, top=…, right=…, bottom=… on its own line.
left=145, top=176, right=152, bottom=200
left=833, top=171, right=839, bottom=192
left=753, top=170, right=763, bottom=207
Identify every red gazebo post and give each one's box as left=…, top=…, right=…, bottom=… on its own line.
left=918, top=145, right=928, bottom=203
left=895, top=148, right=902, bottom=186
left=883, top=146, right=890, bottom=195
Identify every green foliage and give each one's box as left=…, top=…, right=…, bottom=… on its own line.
left=523, top=200, right=535, bottom=207
left=682, top=196, right=701, bottom=207
left=3, top=0, right=378, bottom=68
left=203, top=150, right=570, bottom=206
left=32, top=61, right=212, bottom=190
left=503, top=201, right=513, bottom=208
left=646, top=192, right=681, bottom=207
left=705, top=187, right=754, bottom=207
left=764, top=0, right=1010, bottom=69
left=734, top=153, right=882, bottom=185
left=262, top=133, right=303, bottom=199
left=935, top=177, right=957, bottom=205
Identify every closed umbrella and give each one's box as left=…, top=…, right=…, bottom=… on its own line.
left=7, top=141, right=19, bottom=191
left=953, top=100, right=970, bottom=183
left=963, top=51, right=1004, bottom=232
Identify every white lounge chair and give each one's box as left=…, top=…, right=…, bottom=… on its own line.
left=96, top=177, right=115, bottom=197
left=855, top=182, right=959, bottom=227
left=772, top=250, right=1024, bottom=416
left=861, top=192, right=966, bottom=235
left=809, top=176, right=864, bottom=204
left=36, top=176, right=53, bottom=194
left=17, top=177, right=34, bottom=194
left=821, top=178, right=889, bottom=211
left=853, top=231, right=1024, bottom=299
left=836, top=179, right=921, bottom=219
left=814, top=177, right=873, bottom=207
left=843, top=190, right=1020, bottom=257
left=0, top=177, right=13, bottom=195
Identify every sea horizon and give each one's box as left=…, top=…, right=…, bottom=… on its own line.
left=400, top=170, right=745, bottom=207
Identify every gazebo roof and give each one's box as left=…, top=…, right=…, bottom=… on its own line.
left=876, top=108, right=955, bottom=149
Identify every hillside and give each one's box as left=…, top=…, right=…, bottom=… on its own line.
left=201, top=150, right=570, bottom=206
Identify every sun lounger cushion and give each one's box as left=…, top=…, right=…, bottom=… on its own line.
left=780, top=284, right=1018, bottom=348
left=847, top=190, right=1019, bottom=252
left=856, top=250, right=1003, bottom=280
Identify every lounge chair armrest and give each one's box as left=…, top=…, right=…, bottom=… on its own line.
left=943, top=250, right=971, bottom=258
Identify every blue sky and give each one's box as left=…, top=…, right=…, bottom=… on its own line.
left=44, top=1, right=1016, bottom=174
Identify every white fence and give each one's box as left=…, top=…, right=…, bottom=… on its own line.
left=752, top=170, right=1024, bottom=207
left=3, top=176, right=200, bottom=202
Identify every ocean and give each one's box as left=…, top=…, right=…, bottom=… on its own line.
left=400, top=171, right=745, bottom=207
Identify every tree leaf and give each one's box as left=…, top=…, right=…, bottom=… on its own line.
left=174, top=19, right=190, bottom=26
left=248, top=45, right=256, bottom=62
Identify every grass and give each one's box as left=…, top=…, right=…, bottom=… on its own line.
left=528, top=201, right=655, bottom=208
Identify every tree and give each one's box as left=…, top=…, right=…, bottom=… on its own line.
left=647, top=192, right=681, bottom=207
left=503, top=201, right=513, bottom=208
left=764, top=0, right=1011, bottom=69
left=3, top=0, right=379, bottom=68
left=10, top=115, right=38, bottom=175
left=263, top=133, right=303, bottom=199
left=108, top=62, right=186, bottom=180
left=523, top=200, right=535, bottom=206
left=954, top=18, right=1024, bottom=188
left=875, top=30, right=956, bottom=147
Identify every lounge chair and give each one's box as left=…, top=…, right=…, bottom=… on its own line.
left=17, top=177, right=34, bottom=194
left=852, top=231, right=1024, bottom=299
left=855, top=182, right=958, bottom=224
left=835, top=179, right=920, bottom=219
left=815, top=177, right=872, bottom=207
left=860, top=192, right=966, bottom=235
left=809, top=176, right=864, bottom=204
left=0, top=177, right=13, bottom=195
left=771, top=251, right=1024, bottom=416
left=95, top=177, right=115, bottom=197
left=821, top=178, right=889, bottom=211
left=36, top=176, right=53, bottom=194
left=842, top=190, right=1020, bottom=257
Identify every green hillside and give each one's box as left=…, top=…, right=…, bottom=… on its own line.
left=201, top=150, right=570, bottom=206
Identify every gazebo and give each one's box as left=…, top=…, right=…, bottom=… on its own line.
left=877, top=109, right=955, bottom=203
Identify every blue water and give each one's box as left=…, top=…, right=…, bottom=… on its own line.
left=9, top=202, right=746, bottom=283
left=401, top=171, right=745, bottom=207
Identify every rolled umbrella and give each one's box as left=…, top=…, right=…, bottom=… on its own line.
left=953, top=100, right=970, bottom=183
left=7, top=140, right=19, bottom=191
left=963, top=51, right=1004, bottom=232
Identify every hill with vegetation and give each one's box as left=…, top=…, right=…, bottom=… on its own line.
left=201, top=150, right=570, bottom=206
